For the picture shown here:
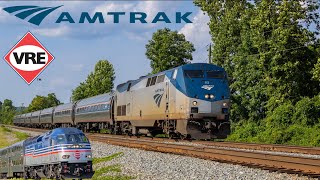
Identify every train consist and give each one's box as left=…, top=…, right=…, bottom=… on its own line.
left=14, top=63, right=231, bottom=139
left=0, top=128, right=93, bottom=179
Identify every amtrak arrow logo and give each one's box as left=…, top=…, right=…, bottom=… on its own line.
left=3, top=5, right=62, bottom=26
left=201, top=85, right=214, bottom=90
left=153, top=93, right=164, bottom=107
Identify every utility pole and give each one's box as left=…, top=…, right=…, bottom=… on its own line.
left=208, top=43, right=212, bottom=64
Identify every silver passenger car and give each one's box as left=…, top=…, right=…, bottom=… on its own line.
left=53, top=103, right=74, bottom=127
left=75, top=93, right=112, bottom=132
left=39, top=107, right=55, bottom=128
left=0, top=141, right=24, bottom=178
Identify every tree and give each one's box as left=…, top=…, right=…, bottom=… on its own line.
left=2, top=99, right=14, bottom=111
left=0, top=99, right=15, bottom=124
left=313, top=58, right=320, bottom=81
left=195, top=0, right=320, bottom=122
left=47, top=93, right=61, bottom=107
left=146, top=28, right=195, bottom=74
left=72, top=60, right=115, bottom=101
left=72, top=82, right=87, bottom=102
left=28, top=93, right=62, bottom=112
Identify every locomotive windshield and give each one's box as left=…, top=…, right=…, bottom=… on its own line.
left=184, top=70, right=204, bottom=78
left=184, top=70, right=225, bottom=79
left=53, top=133, right=89, bottom=145
left=207, top=70, right=225, bottom=79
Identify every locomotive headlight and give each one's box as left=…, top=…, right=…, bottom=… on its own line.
left=210, top=94, right=215, bottom=99
left=86, top=154, right=92, bottom=158
left=62, top=155, right=70, bottom=159
left=205, top=94, right=209, bottom=99
left=223, top=103, right=228, bottom=107
left=192, top=101, right=198, bottom=106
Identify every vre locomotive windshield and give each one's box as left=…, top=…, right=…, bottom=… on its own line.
left=54, top=133, right=89, bottom=144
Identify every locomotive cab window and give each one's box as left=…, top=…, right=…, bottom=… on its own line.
left=156, top=75, right=165, bottom=83
left=127, top=83, right=131, bottom=91
left=150, top=76, right=157, bottom=86
left=146, top=78, right=151, bottom=87
left=207, top=70, right=225, bottom=79
left=184, top=70, right=204, bottom=78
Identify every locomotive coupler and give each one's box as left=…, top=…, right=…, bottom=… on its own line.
left=73, top=167, right=84, bottom=176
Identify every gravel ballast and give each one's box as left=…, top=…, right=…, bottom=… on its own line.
left=92, top=141, right=312, bottom=180
left=9, top=127, right=315, bottom=180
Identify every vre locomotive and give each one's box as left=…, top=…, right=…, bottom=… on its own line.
left=14, top=63, right=231, bottom=139
left=0, top=127, right=93, bottom=179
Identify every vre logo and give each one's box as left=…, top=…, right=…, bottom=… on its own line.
left=3, top=5, right=62, bottom=26
left=4, top=32, right=54, bottom=84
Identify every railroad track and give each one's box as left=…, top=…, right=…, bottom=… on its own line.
left=5, top=125, right=320, bottom=177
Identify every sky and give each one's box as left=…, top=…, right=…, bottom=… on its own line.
left=0, top=1, right=212, bottom=106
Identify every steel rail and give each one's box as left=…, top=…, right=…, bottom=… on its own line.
left=88, top=134, right=320, bottom=177
left=4, top=125, right=320, bottom=155
left=4, top=125, right=320, bottom=177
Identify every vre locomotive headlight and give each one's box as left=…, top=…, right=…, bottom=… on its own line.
left=210, top=94, right=215, bottom=99
left=223, top=103, right=228, bottom=107
left=205, top=94, right=209, bottom=99
left=192, top=101, right=198, bottom=106
left=86, top=154, right=92, bottom=158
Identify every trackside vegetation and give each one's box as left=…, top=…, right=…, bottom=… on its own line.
left=195, top=0, right=320, bottom=146
left=0, top=126, right=29, bottom=148
left=92, top=152, right=135, bottom=180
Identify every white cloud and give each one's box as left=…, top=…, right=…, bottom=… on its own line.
left=179, top=10, right=211, bottom=63
left=94, top=2, right=134, bottom=14
left=33, top=25, right=70, bottom=37
left=179, top=10, right=211, bottom=48
left=69, top=64, right=84, bottom=72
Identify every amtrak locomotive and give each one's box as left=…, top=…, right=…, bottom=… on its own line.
left=0, top=128, right=93, bottom=179
left=14, top=63, right=231, bottom=139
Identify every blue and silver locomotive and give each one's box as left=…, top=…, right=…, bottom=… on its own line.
left=114, top=63, right=230, bottom=139
left=14, top=63, right=231, bottom=139
left=0, top=128, right=93, bottom=179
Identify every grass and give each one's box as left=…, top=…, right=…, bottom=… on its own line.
left=155, top=134, right=168, bottom=138
left=100, top=129, right=112, bottom=134
left=0, top=126, right=29, bottom=148
left=92, top=152, right=135, bottom=180
left=93, top=152, right=124, bottom=164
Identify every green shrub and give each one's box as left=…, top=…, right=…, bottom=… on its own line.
left=266, top=102, right=294, bottom=128
left=293, top=96, right=320, bottom=126
left=228, top=95, right=320, bottom=147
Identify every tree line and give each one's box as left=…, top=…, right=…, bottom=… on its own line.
left=0, top=94, right=62, bottom=124
left=195, top=0, right=320, bottom=146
